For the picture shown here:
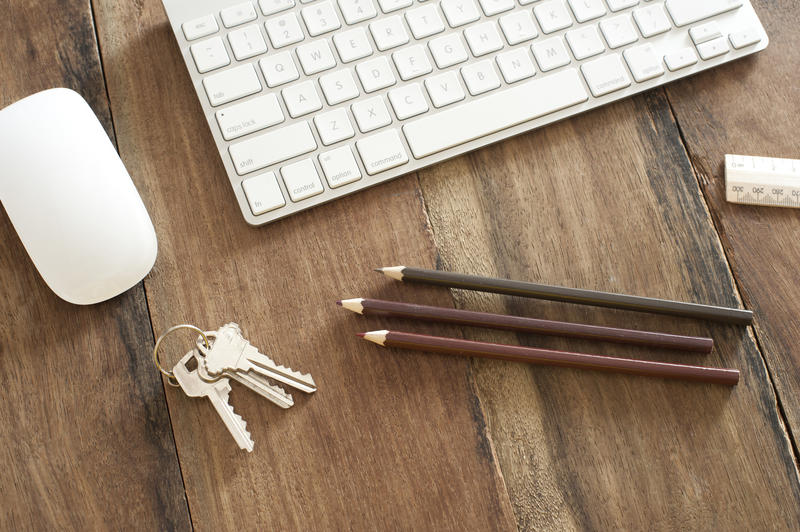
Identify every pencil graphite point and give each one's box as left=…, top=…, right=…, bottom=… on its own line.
left=356, top=332, right=366, bottom=337
left=336, top=300, right=342, bottom=306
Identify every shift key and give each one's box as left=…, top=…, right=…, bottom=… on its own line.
left=229, top=121, right=317, bottom=175
left=665, top=0, right=742, bottom=27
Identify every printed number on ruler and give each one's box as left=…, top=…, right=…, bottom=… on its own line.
left=725, top=154, right=800, bottom=209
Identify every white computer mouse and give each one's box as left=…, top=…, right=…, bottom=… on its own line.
left=0, top=88, right=157, bottom=305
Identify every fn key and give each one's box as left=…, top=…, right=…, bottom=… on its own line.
left=242, top=172, right=286, bottom=215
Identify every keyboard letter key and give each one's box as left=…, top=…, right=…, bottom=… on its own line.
left=356, top=129, right=409, bottom=175
left=314, top=108, right=356, bottom=144
left=567, top=0, right=605, bottom=23
left=319, top=69, right=360, bottom=105
left=260, top=52, right=300, bottom=87
left=356, top=56, right=397, bottom=92
left=464, top=22, right=504, bottom=57
left=296, top=39, right=337, bottom=75
left=496, top=48, right=536, bottom=83
left=498, top=11, right=538, bottom=45
left=440, top=0, right=481, bottom=27
left=534, top=1, right=573, bottom=34
left=532, top=37, right=570, bottom=72
left=424, top=71, right=466, bottom=108
left=392, top=45, right=433, bottom=80
left=388, top=83, right=429, bottom=120
left=334, top=27, right=374, bottom=63
left=369, top=16, right=410, bottom=51
left=282, top=80, right=323, bottom=117
left=461, top=60, right=501, bottom=96
left=429, top=34, right=469, bottom=68
left=352, top=95, right=392, bottom=132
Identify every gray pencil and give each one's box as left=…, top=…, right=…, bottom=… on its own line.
left=374, top=266, right=753, bottom=325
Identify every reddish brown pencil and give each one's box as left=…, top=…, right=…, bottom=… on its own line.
left=338, top=298, right=713, bottom=353
left=358, top=330, right=739, bottom=386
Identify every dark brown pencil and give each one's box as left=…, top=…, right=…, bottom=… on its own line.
left=359, top=330, right=739, bottom=386
left=375, top=266, right=753, bottom=325
left=337, top=298, right=713, bottom=352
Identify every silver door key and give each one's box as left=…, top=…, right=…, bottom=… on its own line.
left=173, top=350, right=255, bottom=452
left=196, top=349, right=294, bottom=409
left=199, top=323, right=317, bottom=394
left=154, top=321, right=317, bottom=452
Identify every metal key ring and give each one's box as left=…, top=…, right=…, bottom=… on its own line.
left=153, top=324, right=211, bottom=387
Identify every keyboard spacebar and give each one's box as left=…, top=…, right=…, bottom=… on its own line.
left=402, top=69, right=588, bottom=159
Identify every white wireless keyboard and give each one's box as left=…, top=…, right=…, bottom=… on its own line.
left=162, top=0, right=768, bottom=225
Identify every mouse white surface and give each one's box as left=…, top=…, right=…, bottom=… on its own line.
left=0, top=88, right=157, bottom=305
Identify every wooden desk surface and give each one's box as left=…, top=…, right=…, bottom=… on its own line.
left=2, top=1, right=798, bottom=529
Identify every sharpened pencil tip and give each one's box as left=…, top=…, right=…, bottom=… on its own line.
left=373, top=268, right=383, bottom=272
left=361, top=330, right=389, bottom=345
left=356, top=332, right=366, bottom=337
left=374, top=266, right=404, bottom=280
left=340, top=298, right=365, bottom=313
left=335, top=300, right=342, bottom=306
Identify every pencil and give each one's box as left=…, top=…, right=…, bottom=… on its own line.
left=375, top=266, right=753, bottom=325
left=359, top=330, right=739, bottom=386
left=337, top=298, right=714, bottom=352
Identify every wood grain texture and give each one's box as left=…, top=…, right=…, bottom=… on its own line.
left=0, top=0, right=190, bottom=529
left=417, top=86, right=800, bottom=529
left=90, top=1, right=516, bottom=529
left=664, top=1, right=800, bottom=450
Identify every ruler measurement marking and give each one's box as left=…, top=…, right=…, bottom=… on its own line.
left=725, top=154, right=800, bottom=209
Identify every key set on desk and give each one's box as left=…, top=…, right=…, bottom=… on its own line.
left=159, top=323, right=316, bottom=452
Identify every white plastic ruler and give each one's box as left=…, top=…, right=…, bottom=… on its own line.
left=725, top=154, right=800, bottom=208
